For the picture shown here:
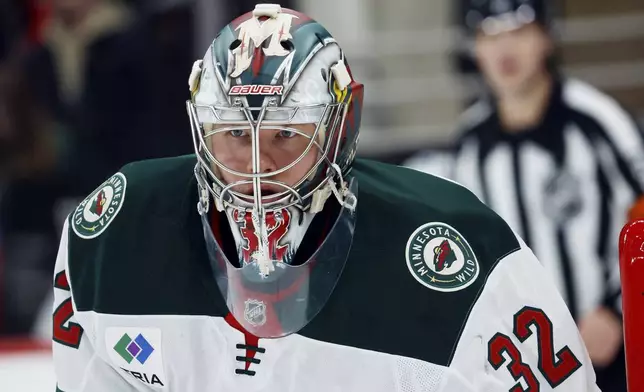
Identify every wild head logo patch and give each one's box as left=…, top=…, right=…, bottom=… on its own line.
left=405, top=222, right=480, bottom=292
left=91, top=190, right=107, bottom=216
left=72, top=173, right=127, bottom=239
left=434, top=239, right=457, bottom=272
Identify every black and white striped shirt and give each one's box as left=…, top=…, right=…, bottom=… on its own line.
left=408, top=78, right=644, bottom=321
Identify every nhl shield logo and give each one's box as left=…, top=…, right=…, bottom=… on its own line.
left=543, top=170, right=582, bottom=224
left=244, top=299, right=267, bottom=326
left=72, top=173, right=127, bottom=239
left=405, top=222, right=480, bottom=292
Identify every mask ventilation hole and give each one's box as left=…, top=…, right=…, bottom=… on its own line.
left=229, top=39, right=242, bottom=51
left=280, top=39, right=295, bottom=51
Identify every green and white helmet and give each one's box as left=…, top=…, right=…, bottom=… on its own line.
left=187, top=4, right=363, bottom=220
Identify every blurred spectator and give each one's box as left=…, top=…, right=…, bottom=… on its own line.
left=406, top=1, right=642, bottom=391
left=133, top=0, right=201, bottom=160
left=0, top=55, right=63, bottom=335
left=24, top=0, right=149, bottom=196
left=1, top=0, right=154, bottom=336
left=25, top=0, right=53, bottom=45
left=0, top=0, right=29, bottom=61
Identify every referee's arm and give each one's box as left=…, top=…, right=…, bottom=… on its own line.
left=570, top=86, right=644, bottom=316
left=566, top=82, right=644, bottom=322
left=599, top=111, right=644, bottom=316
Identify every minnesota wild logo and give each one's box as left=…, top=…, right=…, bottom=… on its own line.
left=72, top=173, right=127, bottom=239
left=405, top=222, right=479, bottom=292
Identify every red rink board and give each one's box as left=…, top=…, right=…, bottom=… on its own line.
left=619, top=219, right=644, bottom=392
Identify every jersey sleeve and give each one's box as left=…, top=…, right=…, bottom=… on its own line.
left=449, top=234, right=600, bottom=391
left=52, top=218, right=135, bottom=392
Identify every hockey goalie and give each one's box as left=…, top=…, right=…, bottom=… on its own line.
left=51, top=3, right=601, bottom=391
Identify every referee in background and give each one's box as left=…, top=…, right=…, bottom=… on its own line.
left=407, top=0, right=644, bottom=390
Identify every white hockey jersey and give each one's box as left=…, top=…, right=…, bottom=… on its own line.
left=52, top=156, right=600, bottom=392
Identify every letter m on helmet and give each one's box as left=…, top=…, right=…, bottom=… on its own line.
left=229, top=11, right=298, bottom=78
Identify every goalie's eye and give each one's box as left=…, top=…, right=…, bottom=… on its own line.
left=279, top=130, right=297, bottom=139
left=229, top=129, right=246, bottom=137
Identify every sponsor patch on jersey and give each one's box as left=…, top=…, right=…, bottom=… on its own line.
left=405, top=222, right=480, bottom=292
left=106, top=327, right=166, bottom=388
left=72, top=172, right=127, bottom=239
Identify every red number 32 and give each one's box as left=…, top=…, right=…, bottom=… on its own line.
left=53, top=271, right=84, bottom=349
left=488, top=306, right=582, bottom=391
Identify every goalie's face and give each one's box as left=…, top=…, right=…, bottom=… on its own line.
left=206, top=122, right=320, bottom=200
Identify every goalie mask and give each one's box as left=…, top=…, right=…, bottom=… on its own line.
left=187, top=4, right=363, bottom=337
